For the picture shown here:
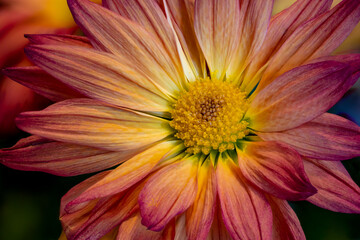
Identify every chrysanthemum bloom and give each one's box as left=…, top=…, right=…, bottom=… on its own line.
left=1, top=0, right=360, bottom=239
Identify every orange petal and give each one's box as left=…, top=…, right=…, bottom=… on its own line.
left=139, top=157, right=198, bottom=231
left=268, top=196, right=306, bottom=240
left=261, top=0, right=360, bottom=86
left=227, top=0, right=273, bottom=83
left=117, top=213, right=163, bottom=240
left=164, top=0, right=206, bottom=80
left=102, top=0, right=183, bottom=81
left=68, top=0, right=185, bottom=94
left=16, top=99, right=172, bottom=152
left=25, top=44, right=171, bottom=111
left=216, top=155, right=272, bottom=240
left=243, top=0, right=332, bottom=92
left=3, top=66, right=84, bottom=102
left=206, top=204, right=232, bottom=240
left=238, top=141, right=316, bottom=201
left=186, top=160, right=217, bottom=240
left=304, top=158, right=360, bottom=213
left=25, top=34, right=92, bottom=48
left=194, top=0, right=241, bottom=80
left=246, top=61, right=352, bottom=132
left=62, top=182, right=143, bottom=239
left=0, top=135, right=140, bottom=176
left=258, top=113, right=360, bottom=161
left=66, top=140, right=177, bottom=204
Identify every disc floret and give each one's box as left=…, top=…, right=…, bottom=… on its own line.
left=170, top=78, right=249, bottom=155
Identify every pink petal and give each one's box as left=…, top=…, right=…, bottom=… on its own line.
left=216, top=156, right=272, bottom=240
left=304, top=158, right=360, bottom=213
left=164, top=0, right=205, bottom=79
left=267, top=196, right=306, bottom=240
left=227, top=0, right=273, bottom=83
left=63, top=183, right=142, bottom=240
left=61, top=170, right=110, bottom=216
left=262, top=0, right=360, bottom=84
left=258, top=113, right=360, bottom=161
left=67, top=140, right=178, bottom=204
left=25, top=44, right=170, bottom=112
left=139, top=158, right=198, bottom=231
left=310, top=54, right=360, bottom=88
left=207, top=205, right=232, bottom=240
left=117, top=213, right=163, bottom=240
left=243, top=0, right=332, bottom=92
left=102, top=0, right=182, bottom=79
left=3, top=66, right=84, bottom=102
left=186, top=161, right=217, bottom=240
left=16, top=99, right=171, bottom=152
left=238, top=141, right=316, bottom=200
left=25, top=34, right=92, bottom=48
left=246, top=61, right=352, bottom=132
left=194, top=0, right=241, bottom=80
left=68, top=0, right=184, bottom=93
left=0, top=135, right=141, bottom=176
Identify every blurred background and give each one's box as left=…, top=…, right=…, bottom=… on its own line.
left=0, top=0, right=359, bottom=239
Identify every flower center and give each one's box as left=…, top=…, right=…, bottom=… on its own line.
left=170, top=78, right=249, bottom=155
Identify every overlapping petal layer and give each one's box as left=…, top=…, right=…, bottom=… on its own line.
left=246, top=61, right=352, bottom=132
left=16, top=99, right=172, bottom=151
left=68, top=0, right=184, bottom=95
left=25, top=44, right=171, bottom=111
left=139, top=157, right=198, bottom=231
left=238, top=141, right=316, bottom=201
left=0, top=135, right=137, bottom=176
left=304, top=159, right=360, bottom=213
left=258, top=113, right=360, bottom=160
left=216, top=157, right=272, bottom=240
left=3, top=66, right=84, bottom=101
left=1, top=0, right=360, bottom=239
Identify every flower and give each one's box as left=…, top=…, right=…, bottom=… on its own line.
left=1, top=0, right=360, bottom=239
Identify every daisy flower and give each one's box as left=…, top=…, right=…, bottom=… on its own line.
left=1, top=0, right=360, bottom=239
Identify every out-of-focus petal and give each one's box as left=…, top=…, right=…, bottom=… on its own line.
left=246, top=61, right=352, bottom=132
left=243, top=0, right=332, bottom=92
left=258, top=113, right=360, bottom=161
left=68, top=140, right=178, bottom=204
left=25, top=34, right=92, bottom=48
left=267, top=196, right=306, bottom=240
left=186, top=161, right=216, bottom=240
left=216, top=156, right=272, bottom=240
left=0, top=76, right=49, bottom=136
left=68, top=0, right=185, bottom=93
left=261, top=0, right=360, bottom=85
left=25, top=44, right=171, bottom=111
left=164, top=0, right=205, bottom=80
left=139, top=157, right=198, bottom=231
left=3, top=66, right=84, bottom=102
left=238, top=141, right=316, bottom=201
left=227, top=0, right=273, bottom=83
left=194, top=0, right=240, bottom=80
left=304, top=158, right=360, bottom=213
left=0, top=135, right=140, bottom=176
left=16, top=99, right=172, bottom=152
